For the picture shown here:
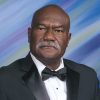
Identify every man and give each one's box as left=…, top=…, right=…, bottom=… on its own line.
left=0, top=4, right=99, bottom=100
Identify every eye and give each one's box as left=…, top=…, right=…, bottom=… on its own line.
left=55, top=29, right=63, bottom=32
left=54, top=29, right=64, bottom=33
left=37, top=25, right=46, bottom=31
left=38, top=27, right=45, bottom=30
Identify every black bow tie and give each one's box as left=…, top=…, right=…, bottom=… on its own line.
left=42, top=67, right=67, bottom=81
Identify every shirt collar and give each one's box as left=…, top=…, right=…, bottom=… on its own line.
left=30, top=53, right=64, bottom=76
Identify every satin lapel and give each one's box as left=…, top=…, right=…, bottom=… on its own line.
left=22, top=54, right=50, bottom=100
left=64, top=61, right=80, bottom=100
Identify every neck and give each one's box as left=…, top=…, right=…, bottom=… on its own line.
left=38, top=58, right=61, bottom=70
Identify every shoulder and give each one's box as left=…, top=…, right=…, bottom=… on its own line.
left=63, top=59, right=97, bottom=77
left=0, top=57, right=25, bottom=72
left=0, top=58, right=26, bottom=81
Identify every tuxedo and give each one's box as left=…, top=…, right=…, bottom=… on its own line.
left=0, top=54, right=99, bottom=100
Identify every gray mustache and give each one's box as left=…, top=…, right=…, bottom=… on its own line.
left=36, top=41, right=61, bottom=50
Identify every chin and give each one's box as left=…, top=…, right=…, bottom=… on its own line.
left=41, top=54, right=60, bottom=60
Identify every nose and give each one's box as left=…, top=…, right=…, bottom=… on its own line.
left=43, top=28, right=55, bottom=41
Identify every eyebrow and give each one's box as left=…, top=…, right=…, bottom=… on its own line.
left=53, top=25, right=64, bottom=28
left=35, top=22, right=65, bottom=29
left=35, top=23, right=46, bottom=26
left=33, top=23, right=46, bottom=29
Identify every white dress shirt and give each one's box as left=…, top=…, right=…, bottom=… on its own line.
left=30, top=53, right=67, bottom=100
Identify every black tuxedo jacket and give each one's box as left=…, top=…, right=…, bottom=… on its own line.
left=0, top=54, right=99, bottom=100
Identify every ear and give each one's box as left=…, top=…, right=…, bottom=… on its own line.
left=67, top=32, right=71, bottom=44
left=28, top=27, right=32, bottom=43
left=68, top=33, right=71, bottom=41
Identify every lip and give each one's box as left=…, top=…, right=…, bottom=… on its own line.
left=40, top=45, right=55, bottom=49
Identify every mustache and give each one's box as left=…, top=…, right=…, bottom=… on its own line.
left=36, top=41, right=61, bottom=50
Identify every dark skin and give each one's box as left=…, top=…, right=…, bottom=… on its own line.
left=28, top=5, right=71, bottom=70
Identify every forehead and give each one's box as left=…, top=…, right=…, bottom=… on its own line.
left=39, top=15, right=67, bottom=26
left=34, top=11, right=69, bottom=27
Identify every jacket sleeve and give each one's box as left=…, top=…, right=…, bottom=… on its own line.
left=0, top=90, right=7, bottom=100
left=0, top=79, right=7, bottom=100
left=95, top=79, right=100, bottom=100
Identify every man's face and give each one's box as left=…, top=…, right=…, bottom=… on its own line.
left=28, top=9, right=71, bottom=61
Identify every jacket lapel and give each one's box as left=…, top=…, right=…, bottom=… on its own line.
left=21, top=54, right=50, bottom=100
left=64, top=60, right=80, bottom=100
left=20, top=54, right=80, bottom=100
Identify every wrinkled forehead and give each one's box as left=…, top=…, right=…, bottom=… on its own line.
left=31, top=5, right=70, bottom=31
left=32, top=7, right=70, bottom=27
left=36, top=15, right=68, bottom=27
